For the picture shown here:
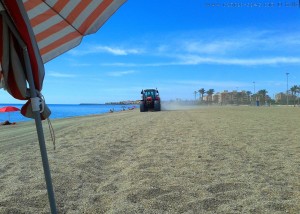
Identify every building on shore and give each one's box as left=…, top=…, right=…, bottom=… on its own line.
left=275, top=92, right=297, bottom=105
left=205, top=90, right=251, bottom=105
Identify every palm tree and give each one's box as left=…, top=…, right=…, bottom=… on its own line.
left=194, top=91, right=198, bottom=101
left=206, top=89, right=215, bottom=104
left=198, top=88, right=205, bottom=102
left=251, top=92, right=257, bottom=105
left=290, top=85, right=298, bottom=106
left=257, top=89, right=268, bottom=105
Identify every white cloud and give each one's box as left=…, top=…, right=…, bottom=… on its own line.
left=67, top=29, right=300, bottom=68
left=106, top=70, right=136, bottom=77
left=100, top=62, right=140, bottom=67
left=171, top=80, right=251, bottom=88
left=174, top=29, right=283, bottom=56
left=70, top=63, right=92, bottom=67
left=182, top=40, right=240, bottom=55
left=99, top=55, right=300, bottom=67
left=148, top=29, right=300, bottom=61
left=69, top=45, right=143, bottom=56
left=48, top=72, right=76, bottom=78
left=177, top=55, right=300, bottom=66
left=100, top=62, right=178, bottom=67
left=100, top=46, right=141, bottom=55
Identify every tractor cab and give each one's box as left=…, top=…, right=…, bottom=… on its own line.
left=142, top=89, right=159, bottom=100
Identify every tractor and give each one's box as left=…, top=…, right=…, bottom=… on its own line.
left=140, top=89, right=161, bottom=112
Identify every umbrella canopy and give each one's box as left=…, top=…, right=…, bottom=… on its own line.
left=0, top=1, right=126, bottom=213
left=0, top=106, right=20, bottom=112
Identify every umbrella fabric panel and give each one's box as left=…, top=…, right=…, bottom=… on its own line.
left=23, top=0, right=126, bottom=63
left=0, top=14, right=28, bottom=100
left=1, top=0, right=45, bottom=91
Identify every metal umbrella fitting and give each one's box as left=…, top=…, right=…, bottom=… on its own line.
left=0, top=1, right=126, bottom=213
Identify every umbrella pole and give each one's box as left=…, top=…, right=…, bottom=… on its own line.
left=2, top=10, right=57, bottom=213
left=33, top=111, right=57, bottom=214
left=23, top=49, right=57, bottom=214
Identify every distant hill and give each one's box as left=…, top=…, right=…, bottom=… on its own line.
left=79, top=103, right=102, bottom=105
left=105, top=100, right=140, bottom=105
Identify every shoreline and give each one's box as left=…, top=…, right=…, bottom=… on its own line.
left=0, top=103, right=138, bottom=123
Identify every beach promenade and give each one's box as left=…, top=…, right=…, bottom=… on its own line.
left=0, top=106, right=300, bottom=213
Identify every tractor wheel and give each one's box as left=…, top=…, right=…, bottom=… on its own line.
left=154, top=101, right=161, bottom=111
left=140, top=102, right=145, bottom=112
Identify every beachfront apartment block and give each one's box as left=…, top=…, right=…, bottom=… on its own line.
left=203, top=90, right=297, bottom=105
left=275, top=92, right=297, bottom=105
left=208, top=90, right=251, bottom=105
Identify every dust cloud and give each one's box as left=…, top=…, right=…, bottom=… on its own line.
left=161, top=102, right=203, bottom=111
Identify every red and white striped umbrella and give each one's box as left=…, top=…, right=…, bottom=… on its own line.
left=24, top=0, right=126, bottom=63
left=0, top=1, right=126, bottom=213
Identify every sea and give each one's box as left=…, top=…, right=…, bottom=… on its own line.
left=0, top=104, right=138, bottom=123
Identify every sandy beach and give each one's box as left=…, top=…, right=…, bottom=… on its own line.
left=0, top=106, right=300, bottom=213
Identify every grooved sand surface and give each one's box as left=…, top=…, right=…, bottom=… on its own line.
left=0, top=106, right=300, bottom=213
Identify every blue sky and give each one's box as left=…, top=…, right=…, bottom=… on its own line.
left=2, top=0, right=300, bottom=104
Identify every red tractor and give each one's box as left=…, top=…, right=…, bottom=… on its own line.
left=140, top=89, right=161, bottom=112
